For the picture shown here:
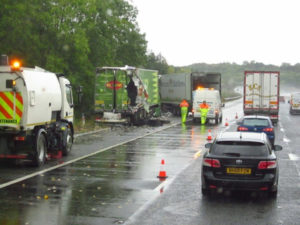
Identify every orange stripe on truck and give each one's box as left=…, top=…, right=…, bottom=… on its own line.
left=270, top=101, right=278, bottom=105
left=245, top=100, right=253, bottom=104
left=12, top=92, right=23, bottom=104
left=0, top=104, right=12, bottom=119
left=0, top=92, right=23, bottom=118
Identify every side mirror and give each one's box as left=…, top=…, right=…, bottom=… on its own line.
left=222, top=103, right=225, bottom=107
left=205, top=143, right=212, bottom=148
left=273, top=145, right=282, bottom=151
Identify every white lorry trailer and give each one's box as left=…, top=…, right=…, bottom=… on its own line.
left=244, top=71, right=280, bottom=124
left=0, top=55, right=74, bottom=166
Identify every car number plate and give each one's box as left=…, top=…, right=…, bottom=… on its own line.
left=226, top=167, right=251, bottom=175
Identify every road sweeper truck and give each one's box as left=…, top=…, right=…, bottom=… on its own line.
left=0, top=55, right=74, bottom=166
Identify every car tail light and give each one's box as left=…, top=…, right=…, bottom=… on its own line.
left=260, top=187, right=268, bottom=191
left=263, top=128, right=273, bottom=132
left=258, top=161, right=277, bottom=169
left=203, top=158, right=221, bottom=168
left=238, top=126, right=248, bottom=131
left=14, top=136, right=25, bottom=141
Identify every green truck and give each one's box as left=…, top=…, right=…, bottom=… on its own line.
left=94, top=66, right=160, bottom=124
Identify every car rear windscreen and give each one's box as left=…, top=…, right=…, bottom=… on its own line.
left=243, top=118, right=269, bottom=127
left=211, top=141, right=269, bottom=156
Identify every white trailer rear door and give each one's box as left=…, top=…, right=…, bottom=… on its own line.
left=245, top=71, right=279, bottom=111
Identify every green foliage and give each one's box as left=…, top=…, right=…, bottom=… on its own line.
left=145, top=52, right=169, bottom=74
left=0, top=0, right=151, bottom=117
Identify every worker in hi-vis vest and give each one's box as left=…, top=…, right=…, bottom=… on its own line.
left=199, top=100, right=210, bottom=125
left=179, top=99, right=189, bottom=123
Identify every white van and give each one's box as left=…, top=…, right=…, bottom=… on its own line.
left=192, top=89, right=223, bottom=124
left=289, top=92, right=300, bottom=114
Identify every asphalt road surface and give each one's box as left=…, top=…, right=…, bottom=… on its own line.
left=0, top=98, right=300, bottom=225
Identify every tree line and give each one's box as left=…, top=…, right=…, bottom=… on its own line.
left=0, top=0, right=168, bottom=115
left=177, top=61, right=300, bottom=98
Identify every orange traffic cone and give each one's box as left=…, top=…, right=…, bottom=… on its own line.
left=225, top=118, right=229, bottom=126
left=235, top=113, right=238, bottom=119
left=157, top=159, right=168, bottom=180
left=207, top=129, right=212, bottom=140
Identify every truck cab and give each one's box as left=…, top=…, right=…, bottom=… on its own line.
left=192, top=88, right=223, bottom=124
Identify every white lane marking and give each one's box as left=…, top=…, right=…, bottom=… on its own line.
left=289, top=154, right=300, bottom=161
left=128, top=156, right=198, bottom=225
left=280, top=128, right=285, bottom=132
left=0, top=122, right=182, bottom=190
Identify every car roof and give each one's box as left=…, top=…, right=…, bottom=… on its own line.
left=242, top=115, right=270, bottom=120
left=216, top=132, right=267, bottom=143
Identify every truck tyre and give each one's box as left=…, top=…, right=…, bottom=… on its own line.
left=62, top=128, right=73, bottom=156
left=32, top=130, right=47, bottom=167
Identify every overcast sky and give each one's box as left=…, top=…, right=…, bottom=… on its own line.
left=130, top=0, right=300, bottom=67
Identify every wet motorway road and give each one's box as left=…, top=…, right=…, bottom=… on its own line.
left=1, top=98, right=300, bottom=225
left=0, top=111, right=216, bottom=225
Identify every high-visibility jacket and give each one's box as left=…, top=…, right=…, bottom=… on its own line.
left=180, top=100, right=189, bottom=108
left=199, top=103, right=209, bottom=109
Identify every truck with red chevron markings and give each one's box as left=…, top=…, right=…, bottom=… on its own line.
left=0, top=55, right=74, bottom=166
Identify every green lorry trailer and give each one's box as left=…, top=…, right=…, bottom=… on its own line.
left=94, top=66, right=160, bottom=125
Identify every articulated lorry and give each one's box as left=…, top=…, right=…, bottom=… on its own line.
left=0, top=55, right=74, bottom=166
left=160, top=72, right=223, bottom=123
left=94, top=66, right=160, bottom=125
left=244, top=71, right=280, bottom=124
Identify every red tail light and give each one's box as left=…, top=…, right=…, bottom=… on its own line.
left=203, top=158, right=221, bottom=168
left=238, top=126, right=248, bottom=131
left=14, top=136, right=25, bottom=141
left=263, top=128, right=273, bottom=132
left=258, top=161, right=277, bottom=169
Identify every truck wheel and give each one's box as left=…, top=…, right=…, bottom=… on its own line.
left=32, top=131, right=47, bottom=167
left=62, top=128, right=73, bottom=156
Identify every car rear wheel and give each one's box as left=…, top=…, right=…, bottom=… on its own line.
left=269, top=189, right=277, bottom=198
left=202, top=187, right=210, bottom=196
